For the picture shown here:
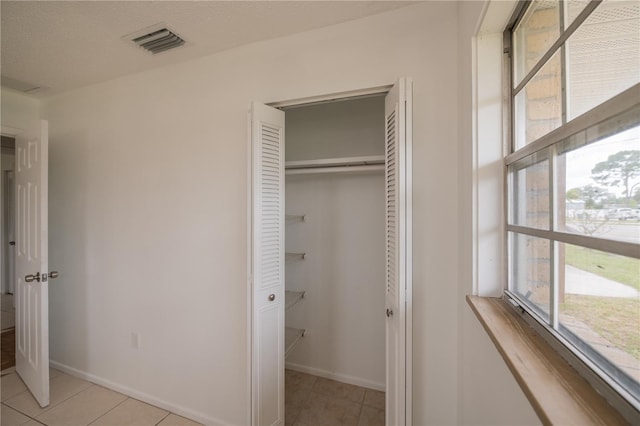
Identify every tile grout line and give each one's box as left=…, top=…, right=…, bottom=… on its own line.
left=0, top=402, right=46, bottom=426
left=3, top=373, right=195, bottom=426
left=289, top=373, right=317, bottom=426
left=86, top=396, right=131, bottom=426
left=5, top=373, right=94, bottom=421
left=154, top=410, right=172, bottom=426
left=354, top=397, right=364, bottom=426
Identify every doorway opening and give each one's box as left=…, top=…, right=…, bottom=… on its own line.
left=1, top=135, right=16, bottom=371
left=281, top=94, right=387, bottom=424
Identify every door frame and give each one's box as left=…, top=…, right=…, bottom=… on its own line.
left=247, top=83, right=413, bottom=424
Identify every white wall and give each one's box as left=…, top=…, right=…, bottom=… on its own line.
left=284, top=95, right=385, bottom=161
left=1, top=88, right=40, bottom=133
left=42, top=3, right=461, bottom=423
left=285, top=172, right=385, bottom=390
left=35, top=1, right=542, bottom=424
left=456, top=1, right=541, bottom=424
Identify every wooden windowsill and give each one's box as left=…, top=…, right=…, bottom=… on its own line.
left=466, top=295, right=628, bottom=426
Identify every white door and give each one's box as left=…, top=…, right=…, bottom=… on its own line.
left=250, top=103, right=286, bottom=426
left=15, top=120, right=50, bottom=407
left=385, top=78, right=412, bottom=426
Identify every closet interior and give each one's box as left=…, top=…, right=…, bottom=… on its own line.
left=282, top=95, right=387, bottom=400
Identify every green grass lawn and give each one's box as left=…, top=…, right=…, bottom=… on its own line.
left=564, top=245, right=640, bottom=291
left=563, top=245, right=640, bottom=361
left=561, top=295, right=640, bottom=360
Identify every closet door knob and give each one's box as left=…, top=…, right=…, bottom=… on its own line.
left=386, top=308, right=393, bottom=318
left=268, top=294, right=276, bottom=301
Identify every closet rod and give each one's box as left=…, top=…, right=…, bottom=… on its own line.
left=286, top=164, right=384, bottom=175
left=285, top=155, right=384, bottom=170
left=286, top=252, right=306, bottom=261
left=286, top=214, right=306, bottom=222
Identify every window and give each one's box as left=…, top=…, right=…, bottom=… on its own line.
left=506, top=0, right=640, bottom=411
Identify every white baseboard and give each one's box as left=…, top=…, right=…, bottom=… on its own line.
left=49, top=360, right=226, bottom=426
left=284, top=362, right=385, bottom=392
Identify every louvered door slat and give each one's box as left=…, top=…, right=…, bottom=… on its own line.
left=385, top=78, right=412, bottom=426
left=251, top=102, right=285, bottom=426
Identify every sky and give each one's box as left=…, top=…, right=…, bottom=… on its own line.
left=565, top=125, right=640, bottom=197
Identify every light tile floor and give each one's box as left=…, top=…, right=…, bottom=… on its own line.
left=1, top=365, right=383, bottom=425
left=285, top=370, right=384, bottom=426
left=0, top=369, right=202, bottom=426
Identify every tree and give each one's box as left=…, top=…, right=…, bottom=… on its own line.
left=591, top=150, right=640, bottom=201
left=567, top=184, right=608, bottom=208
left=566, top=188, right=581, bottom=200
left=572, top=212, right=612, bottom=236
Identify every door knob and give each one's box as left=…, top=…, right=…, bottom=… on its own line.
left=268, top=294, right=276, bottom=301
left=25, top=272, right=41, bottom=283
left=386, top=308, right=393, bottom=317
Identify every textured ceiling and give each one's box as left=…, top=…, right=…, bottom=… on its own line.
left=1, top=1, right=415, bottom=97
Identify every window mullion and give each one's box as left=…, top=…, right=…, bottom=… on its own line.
left=513, top=0, right=602, bottom=96
left=560, top=0, right=568, bottom=127
left=550, top=144, right=559, bottom=329
left=506, top=224, right=640, bottom=260
left=505, top=85, right=640, bottom=165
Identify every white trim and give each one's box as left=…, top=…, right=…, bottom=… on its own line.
left=284, top=362, right=385, bottom=392
left=250, top=82, right=412, bottom=425
left=403, top=78, right=413, bottom=426
left=472, top=0, right=519, bottom=298
left=49, top=361, right=225, bottom=426
left=246, top=104, right=254, bottom=426
left=1, top=126, right=23, bottom=137
left=472, top=27, right=479, bottom=296
left=474, top=32, right=506, bottom=297
left=268, top=85, right=392, bottom=109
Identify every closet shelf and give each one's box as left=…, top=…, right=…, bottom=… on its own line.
left=286, top=214, right=306, bottom=223
left=285, top=290, right=306, bottom=310
left=285, top=155, right=384, bottom=175
left=285, top=327, right=305, bottom=358
left=285, top=252, right=306, bottom=261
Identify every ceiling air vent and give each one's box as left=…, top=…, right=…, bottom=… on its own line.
left=1, top=76, right=48, bottom=94
left=128, top=25, right=186, bottom=55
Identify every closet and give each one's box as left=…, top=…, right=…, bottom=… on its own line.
left=282, top=96, right=386, bottom=389
left=250, top=79, right=412, bottom=426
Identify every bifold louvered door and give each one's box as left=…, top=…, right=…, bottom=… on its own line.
left=251, top=102, right=285, bottom=426
left=15, top=120, right=50, bottom=407
left=385, top=79, right=412, bottom=426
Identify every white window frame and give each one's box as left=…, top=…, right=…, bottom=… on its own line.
left=502, top=0, right=640, bottom=420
